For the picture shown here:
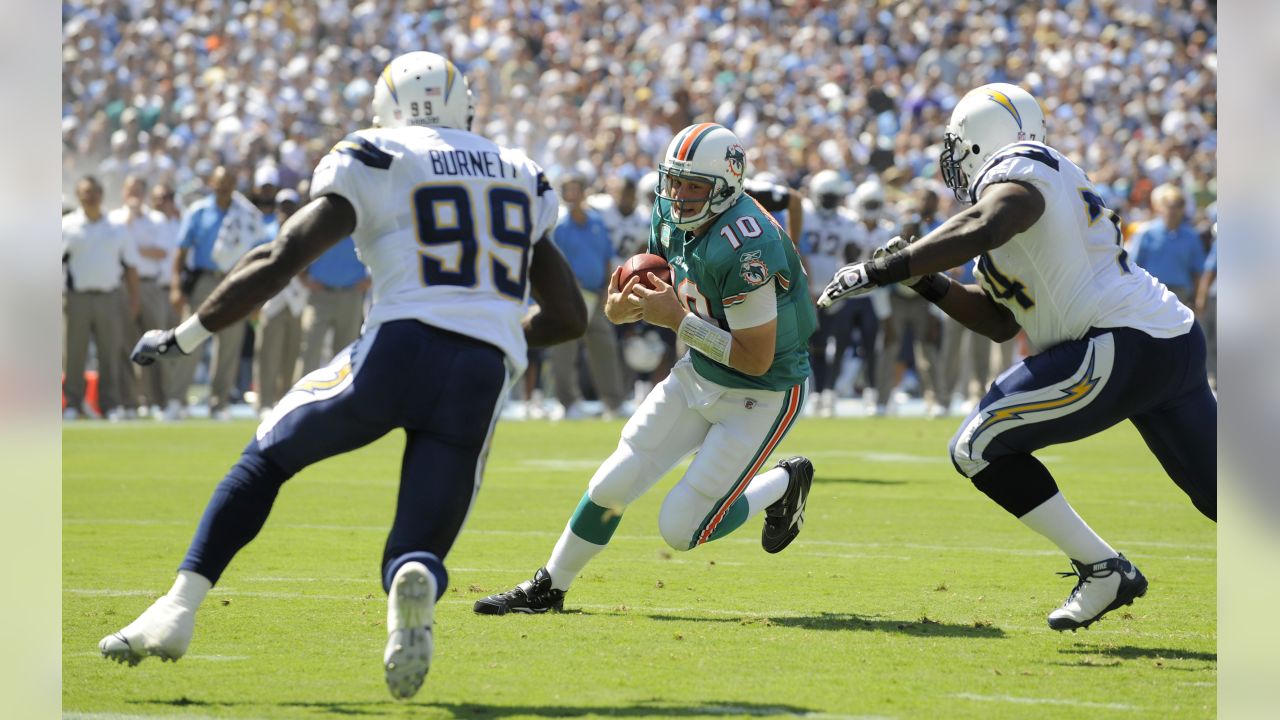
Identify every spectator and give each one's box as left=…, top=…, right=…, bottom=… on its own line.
left=63, top=176, right=141, bottom=421
left=850, top=180, right=897, bottom=404
left=1127, top=183, right=1207, bottom=306
left=254, top=189, right=307, bottom=415
left=110, top=175, right=176, bottom=418
left=547, top=172, right=625, bottom=419
left=171, top=165, right=261, bottom=420
left=299, top=236, right=369, bottom=374
left=1194, top=229, right=1216, bottom=390
left=147, top=181, right=186, bottom=420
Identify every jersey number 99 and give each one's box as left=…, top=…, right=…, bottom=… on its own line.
left=412, top=184, right=532, bottom=300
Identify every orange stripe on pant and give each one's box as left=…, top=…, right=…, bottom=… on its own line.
left=696, top=384, right=802, bottom=545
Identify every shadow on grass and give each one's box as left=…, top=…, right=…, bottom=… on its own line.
left=1060, top=643, right=1217, bottom=663
left=131, top=697, right=818, bottom=717
left=812, top=476, right=907, bottom=486
left=632, top=610, right=1005, bottom=638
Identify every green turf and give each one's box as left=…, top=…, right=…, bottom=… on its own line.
left=63, top=417, right=1215, bottom=719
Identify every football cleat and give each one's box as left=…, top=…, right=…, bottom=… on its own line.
left=99, top=595, right=196, bottom=666
left=472, top=568, right=565, bottom=615
left=385, top=561, right=437, bottom=700
left=762, top=456, right=814, bottom=554
left=1047, top=554, right=1148, bottom=631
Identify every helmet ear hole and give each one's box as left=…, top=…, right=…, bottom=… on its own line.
left=971, top=144, right=981, bottom=156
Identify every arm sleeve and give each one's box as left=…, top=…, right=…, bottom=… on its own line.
left=724, top=277, right=778, bottom=329
left=530, top=169, right=558, bottom=245
left=311, top=132, right=394, bottom=236
left=971, top=147, right=1059, bottom=203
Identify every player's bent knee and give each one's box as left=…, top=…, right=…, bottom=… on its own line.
left=948, top=428, right=985, bottom=478
left=656, top=485, right=709, bottom=552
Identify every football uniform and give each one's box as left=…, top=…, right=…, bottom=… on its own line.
left=185, top=125, right=562, bottom=590
left=948, top=141, right=1214, bottom=519
left=577, top=192, right=815, bottom=551
left=801, top=202, right=869, bottom=395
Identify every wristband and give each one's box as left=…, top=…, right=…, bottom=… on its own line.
left=174, top=314, right=213, bottom=353
left=866, top=252, right=913, bottom=285
left=677, top=313, right=733, bottom=365
left=910, top=273, right=952, bottom=304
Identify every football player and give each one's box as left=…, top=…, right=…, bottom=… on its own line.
left=800, top=170, right=864, bottom=416
left=475, top=123, right=818, bottom=614
left=98, top=52, right=587, bottom=699
left=819, top=83, right=1216, bottom=630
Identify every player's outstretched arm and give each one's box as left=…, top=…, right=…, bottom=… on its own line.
left=902, top=181, right=1044, bottom=276
left=132, top=195, right=357, bottom=365
left=199, top=195, right=356, bottom=330
left=525, top=237, right=588, bottom=347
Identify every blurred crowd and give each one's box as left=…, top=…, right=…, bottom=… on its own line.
left=61, top=0, right=1217, bottom=421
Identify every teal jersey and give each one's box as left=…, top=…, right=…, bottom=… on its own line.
left=650, top=194, right=816, bottom=391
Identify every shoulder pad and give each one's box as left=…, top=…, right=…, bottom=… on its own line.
left=329, top=133, right=394, bottom=170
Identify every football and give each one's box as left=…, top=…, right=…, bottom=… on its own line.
left=618, top=253, right=672, bottom=290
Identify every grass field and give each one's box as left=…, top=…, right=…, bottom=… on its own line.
left=63, top=417, right=1216, bottom=719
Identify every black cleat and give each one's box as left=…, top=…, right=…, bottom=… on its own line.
left=1047, top=554, right=1148, bottom=631
left=762, top=456, right=813, bottom=554
left=473, top=568, right=566, bottom=615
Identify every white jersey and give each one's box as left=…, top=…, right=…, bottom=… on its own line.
left=310, top=126, right=558, bottom=373
left=968, top=141, right=1192, bottom=352
left=587, top=193, right=652, bottom=260
left=798, top=201, right=864, bottom=288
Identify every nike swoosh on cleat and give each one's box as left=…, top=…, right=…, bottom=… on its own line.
left=1122, top=566, right=1137, bottom=580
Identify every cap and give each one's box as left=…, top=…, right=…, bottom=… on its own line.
left=254, top=164, right=281, bottom=188
left=274, top=188, right=301, bottom=204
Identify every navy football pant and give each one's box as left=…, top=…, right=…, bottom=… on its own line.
left=178, top=320, right=511, bottom=596
left=949, top=323, right=1216, bottom=521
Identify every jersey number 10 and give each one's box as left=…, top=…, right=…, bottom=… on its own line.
left=412, top=184, right=532, bottom=300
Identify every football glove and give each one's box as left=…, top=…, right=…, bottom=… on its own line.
left=817, top=261, right=880, bottom=308
left=131, top=328, right=186, bottom=366
left=872, top=236, right=922, bottom=285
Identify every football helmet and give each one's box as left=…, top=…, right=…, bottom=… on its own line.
left=657, top=123, right=748, bottom=230
left=637, top=170, right=659, bottom=203
left=851, top=180, right=886, bottom=222
left=941, top=83, right=1047, bottom=202
left=372, top=51, right=474, bottom=131
left=808, top=170, right=846, bottom=213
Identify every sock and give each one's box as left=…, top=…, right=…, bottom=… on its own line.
left=1018, top=492, right=1117, bottom=564
left=165, top=570, right=211, bottom=611
left=742, top=466, right=790, bottom=516
left=545, top=493, right=622, bottom=591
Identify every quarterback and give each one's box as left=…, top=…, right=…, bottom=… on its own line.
left=820, top=84, right=1216, bottom=630
left=476, top=123, right=818, bottom=614
left=97, top=52, right=587, bottom=699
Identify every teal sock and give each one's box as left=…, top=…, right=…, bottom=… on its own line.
left=706, top=497, right=750, bottom=542
left=568, top=492, right=622, bottom=544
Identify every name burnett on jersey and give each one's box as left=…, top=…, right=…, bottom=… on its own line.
left=428, top=149, right=516, bottom=179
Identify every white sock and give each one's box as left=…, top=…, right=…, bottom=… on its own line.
left=1018, top=492, right=1117, bottom=564
left=165, top=570, right=212, bottom=611
left=544, top=524, right=607, bottom=591
left=743, top=466, right=790, bottom=517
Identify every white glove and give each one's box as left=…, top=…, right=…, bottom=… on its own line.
left=817, top=262, right=879, bottom=308
left=872, top=236, right=921, bottom=286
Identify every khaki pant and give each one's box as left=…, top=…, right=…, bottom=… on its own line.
left=549, top=290, right=624, bottom=411
left=937, top=317, right=1013, bottom=404
left=122, top=279, right=180, bottom=406
left=64, top=289, right=126, bottom=413
left=256, top=309, right=303, bottom=409
left=301, top=286, right=365, bottom=373
left=175, top=271, right=247, bottom=412
left=875, top=292, right=939, bottom=406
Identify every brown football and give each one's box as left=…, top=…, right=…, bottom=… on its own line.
left=618, top=253, right=672, bottom=290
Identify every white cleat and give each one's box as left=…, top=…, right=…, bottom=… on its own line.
left=99, top=595, right=195, bottom=666
left=1047, top=554, right=1148, bottom=631
left=384, top=562, right=437, bottom=700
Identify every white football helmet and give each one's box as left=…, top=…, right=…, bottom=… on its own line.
left=941, top=83, right=1047, bottom=202
left=371, top=51, right=474, bottom=131
left=657, top=123, right=748, bottom=230
left=637, top=170, right=659, bottom=204
left=808, top=170, right=846, bottom=213
left=851, top=180, right=886, bottom=221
